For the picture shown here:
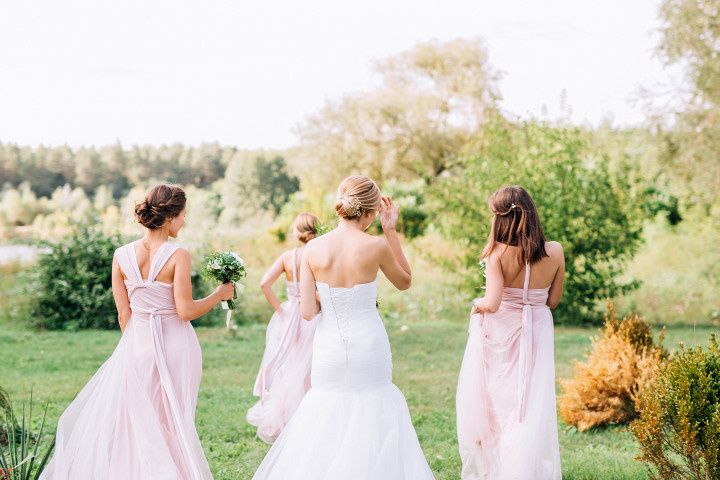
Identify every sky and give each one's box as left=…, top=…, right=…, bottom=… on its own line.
left=0, top=0, right=680, bottom=149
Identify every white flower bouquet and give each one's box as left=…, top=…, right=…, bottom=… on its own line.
left=201, top=251, right=247, bottom=311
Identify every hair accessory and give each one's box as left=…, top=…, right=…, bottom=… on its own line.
left=510, top=203, right=517, bottom=209
left=338, top=193, right=362, bottom=217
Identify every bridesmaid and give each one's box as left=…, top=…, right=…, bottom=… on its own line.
left=41, top=184, right=234, bottom=480
left=456, top=185, right=564, bottom=480
left=247, top=212, right=320, bottom=443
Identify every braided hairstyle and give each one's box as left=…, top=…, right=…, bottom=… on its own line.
left=481, top=185, right=548, bottom=265
left=334, top=175, right=381, bottom=220
left=134, top=184, right=186, bottom=229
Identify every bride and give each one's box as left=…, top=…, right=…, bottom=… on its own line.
left=252, top=174, right=435, bottom=479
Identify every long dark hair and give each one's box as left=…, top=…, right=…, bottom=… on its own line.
left=481, top=185, right=548, bottom=265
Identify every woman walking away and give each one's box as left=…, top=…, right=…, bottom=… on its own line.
left=456, top=185, right=564, bottom=480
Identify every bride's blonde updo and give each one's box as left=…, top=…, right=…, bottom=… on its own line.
left=334, top=175, right=381, bottom=220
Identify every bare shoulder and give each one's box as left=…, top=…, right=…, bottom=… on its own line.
left=485, top=244, right=509, bottom=262
left=369, top=234, right=390, bottom=255
left=545, top=241, right=564, bottom=256
left=174, top=247, right=192, bottom=263
left=302, top=236, right=325, bottom=259
left=545, top=241, right=565, bottom=267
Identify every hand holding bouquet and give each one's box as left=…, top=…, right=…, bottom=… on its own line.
left=201, top=251, right=247, bottom=311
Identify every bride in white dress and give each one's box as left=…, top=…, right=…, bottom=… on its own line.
left=252, top=174, right=435, bottom=480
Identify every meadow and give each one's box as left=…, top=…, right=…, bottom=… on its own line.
left=1, top=260, right=714, bottom=479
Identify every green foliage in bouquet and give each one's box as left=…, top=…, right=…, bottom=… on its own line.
left=200, top=251, right=247, bottom=310
left=631, top=335, right=720, bottom=480
left=31, top=227, right=122, bottom=330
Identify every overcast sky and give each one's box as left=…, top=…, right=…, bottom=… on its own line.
left=0, top=0, right=680, bottom=149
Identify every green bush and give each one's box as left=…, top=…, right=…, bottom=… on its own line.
left=31, top=227, right=121, bottom=330
left=631, top=335, right=720, bottom=480
left=430, top=120, right=645, bottom=324
left=29, top=228, right=236, bottom=329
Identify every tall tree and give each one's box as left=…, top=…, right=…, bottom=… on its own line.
left=655, top=0, right=720, bottom=207
left=295, top=38, right=500, bottom=187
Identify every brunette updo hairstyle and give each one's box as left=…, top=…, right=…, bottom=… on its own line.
left=481, top=185, right=548, bottom=265
left=334, top=175, right=381, bottom=220
left=293, top=212, right=320, bottom=243
left=134, top=184, right=186, bottom=229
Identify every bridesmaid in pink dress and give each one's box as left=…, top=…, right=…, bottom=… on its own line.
left=247, top=213, right=320, bottom=443
left=41, top=184, right=234, bottom=480
left=456, top=185, right=564, bottom=480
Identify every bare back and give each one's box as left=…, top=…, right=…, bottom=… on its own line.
left=496, top=241, right=564, bottom=289
left=305, top=229, right=383, bottom=288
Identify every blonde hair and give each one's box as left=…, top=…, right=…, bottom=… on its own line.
left=293, top=212, right=319, bottom=243
left=334, top=175, right=381, bottom=220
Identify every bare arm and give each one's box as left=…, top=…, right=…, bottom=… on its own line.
left=260, top=253, right=286, bottom=312
left=546, top=242, right=565, bottom=309
left=111, top=255, right=132, bottom=332
left=299, top=242, right=320, bottom=321
left=172, top=248, right=234, bottom=321
left=472, top=253, right=504, bottom=314
left=378, top=196, right=412, bottom=290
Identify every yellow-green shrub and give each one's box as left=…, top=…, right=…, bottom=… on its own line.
left=631, top=335, right=720, bottom=480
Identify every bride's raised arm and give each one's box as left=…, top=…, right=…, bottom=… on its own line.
left=378, top=196, right=411, bottom=291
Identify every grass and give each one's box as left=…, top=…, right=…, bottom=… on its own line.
left=1, top=237, right=717, bottom=479
left=2, top=313, right=715, bottom=479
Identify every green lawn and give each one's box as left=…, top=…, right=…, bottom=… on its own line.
left=2, top=317, right=714, bottom=479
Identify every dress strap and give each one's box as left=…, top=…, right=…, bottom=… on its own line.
left=522, top=262, right=530, bottom=303
left=148, top=241, right=180, bottom=282
left=117, top=244, right=141, bottom=283
left=292, top=248, right=300, bottom=290
left=518, top=260, right=532, bottom=422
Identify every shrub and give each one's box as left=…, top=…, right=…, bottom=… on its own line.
left=30, top=227, right=121, bottom=330
left=631, top=335, right=720, bottom=480
left=430, top=120, right=646, bottom=324
left=559, top=302, right=667, bottom=431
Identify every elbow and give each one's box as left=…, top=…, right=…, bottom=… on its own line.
left=260, top=281, right=272, bottom=292
left=484, top=301, right=501, bottom=314
left=176, top=307, right=193, bottom=322
left=301, top=301, right=319, bottom=321
left=397, top=276, right=412, bottom=291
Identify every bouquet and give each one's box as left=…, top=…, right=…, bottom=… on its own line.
left=201, top=251, right=247, bottom=326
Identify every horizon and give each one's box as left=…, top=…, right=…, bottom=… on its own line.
left=1, top=0, right=682, bottom=150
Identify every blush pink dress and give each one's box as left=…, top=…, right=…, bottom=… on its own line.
left=456, top=262, right=561, bottom=480
left=40, top=240, right=213, bottom=480
left=247, top=248, right=318, bottom=443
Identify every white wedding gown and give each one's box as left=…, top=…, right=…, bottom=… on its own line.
left=252, top=279, right=435, bottom=480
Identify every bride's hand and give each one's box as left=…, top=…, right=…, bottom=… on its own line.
left=379, top=196, right=399, bottom=232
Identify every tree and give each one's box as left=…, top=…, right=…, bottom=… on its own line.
left=653, top=0, right=720, bottom=207
left=294, top=38, right=500, bottom=188
left=220, top=154, right=299, bottom=224
left=431, top=120, right=645, bottom=324
left=254, top=156, right=300, bottom=215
